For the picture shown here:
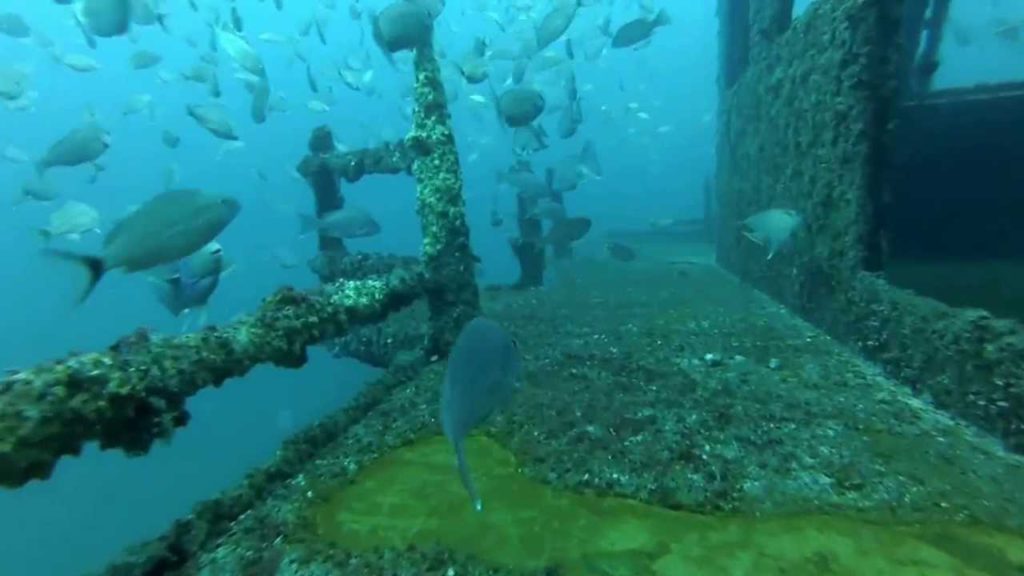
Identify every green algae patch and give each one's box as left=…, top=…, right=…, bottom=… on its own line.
left=309, top=436, right=1024, bottom=575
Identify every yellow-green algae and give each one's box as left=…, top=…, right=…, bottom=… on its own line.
left=310, top=436, right=1024, bottom=576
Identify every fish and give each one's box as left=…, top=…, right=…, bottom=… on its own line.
left=122, top=93, right=154, bottom=118
left=129, top=49, right=162, bottom=70
left=39, top=200, right=101, bottom=241
left=458, top=37, right=490, bottom=84
left=441, top=317, right=522, bottom=512
left=740, top=208, right=802, bottom=260
left=250, top=78, right=270, bottom=124
left=59, top=53, right=101, bottom=72
left=547, top=140, right=601, bottom=193
left=130, top=0, right=167, bottom=30
left=0, top=12, right=31, bottom=38
left=186, top=103, right=239, bottom=141
left=512, top=124, right=548, bottom=156
left=534, top=0, right=579, bottom=53
left=17, top=180, right=58, bottom=204
left=75, top=0, right=133, bottom=39
left=543, top=215, right=591, bottom=246
left=497, top=86, right=545, bottom=128
left=557, top=71, right=582, bottom=139
left=528, top=198, right=566, bottom=221
left=371, top=0, right=436, bottom=59
left=606, top=9, right=671, bottom=49
left=0, top=66, right=29, bottom=101
left=216, top=26, right=267, bottom=79
left=161, top=129, right=181, bottom=149
left=46, top=189, right=241, bottom=302
left=150, top=241, right=228, bottom=329
left=606, top=241, right=636, bottom=262
left=36, top=121, right=111, bottom=176
left=298, top=206, right=381, bottom=239
left=2, top=144, right=29, bottom=164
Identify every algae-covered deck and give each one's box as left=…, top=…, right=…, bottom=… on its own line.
left=105, top=253, right=1024, bottom=576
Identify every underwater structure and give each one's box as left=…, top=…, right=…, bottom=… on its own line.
left=717, top=0, right=1024, bottom=455
left=1, top=1, right=1023, bottom=575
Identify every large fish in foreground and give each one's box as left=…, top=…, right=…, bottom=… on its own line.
left=47, top=188, right=240, bottom=302
left=441, top=317, right=522, bottom=512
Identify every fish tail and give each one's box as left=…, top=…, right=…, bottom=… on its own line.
left=44, top=249, right=106, bottom=303
left=655, top=9, right=671, bottom=27
left=454, top=440, right=483, bottom=512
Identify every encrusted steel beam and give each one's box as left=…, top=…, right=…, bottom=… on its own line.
left=0, top=267, right=425, bottom=488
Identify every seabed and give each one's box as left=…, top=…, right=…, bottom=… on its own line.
left=155, top=243, right=1024, bottom=576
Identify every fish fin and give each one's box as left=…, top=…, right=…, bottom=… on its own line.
left=454, top=439, right=483, bottom=512
left=655, top=9, right=672, bottom=27
left=196, top=307, right=208, bottom=328
left=298, top=214, right=319, bottom=236
left=44, top=250, right=106, bottom=304
left=741, top=230, right=764, bottom=246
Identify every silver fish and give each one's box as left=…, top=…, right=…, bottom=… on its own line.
left=741, top=208, right=802, bottom=260
left=186, top=103, right=239, bottom=141
left=441, top=317, right=522, bottom=512
left=39, top=200, right=101, bottom=241
left=46, top=189, right=240, bottom=302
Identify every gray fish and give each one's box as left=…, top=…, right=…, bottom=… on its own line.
left=46, top=188, right=241, bottom=302
left=441, top=317, right=522, bottom=512
left=161, top=129, right=181, bottom=149
left=0, top=66, right=29, bottom=101
left=250, top=78, right=270, bottom=124
left=371, top=0, right=436, bottom=58
left=497, top=166, right=551, bottom=200
left=36, top=121, right=111, bottom=176
left=458, top=37, right=489, bottom=84
left=740, top=208, right=802, bottom=260
left=557, top=72, right=582, bottom=139
left=534, top=0, right=578, bottom=53
left=497, top=86, right=545, bottom=128
left=547, top=139, right=601, bottom=193
left=607, top=9, right=671, bottom=49
left=186, top=103, right=239, bottom=141
left=606, top=241, right=636, bottom=262
left=17, top=180, right=58, bottom=204
left=130, top=0, right=166, bottom=30
left=512, top=123, right=548, bottom=156
left=129, top=49, right=162, bottom=70
left=543, top=215, right=591, bottom=245
left=75, top=0, right=133, bottom=39
left=0, top=12, right=31, bottom=38
left=298, top=206, right=381, bottom=239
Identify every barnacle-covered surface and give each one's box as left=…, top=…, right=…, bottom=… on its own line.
left=0, top=267, right=425, bottom=489
left=716, top=0, right=1024, bottom=452
left=104, top=258, right=1024, bottom=575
